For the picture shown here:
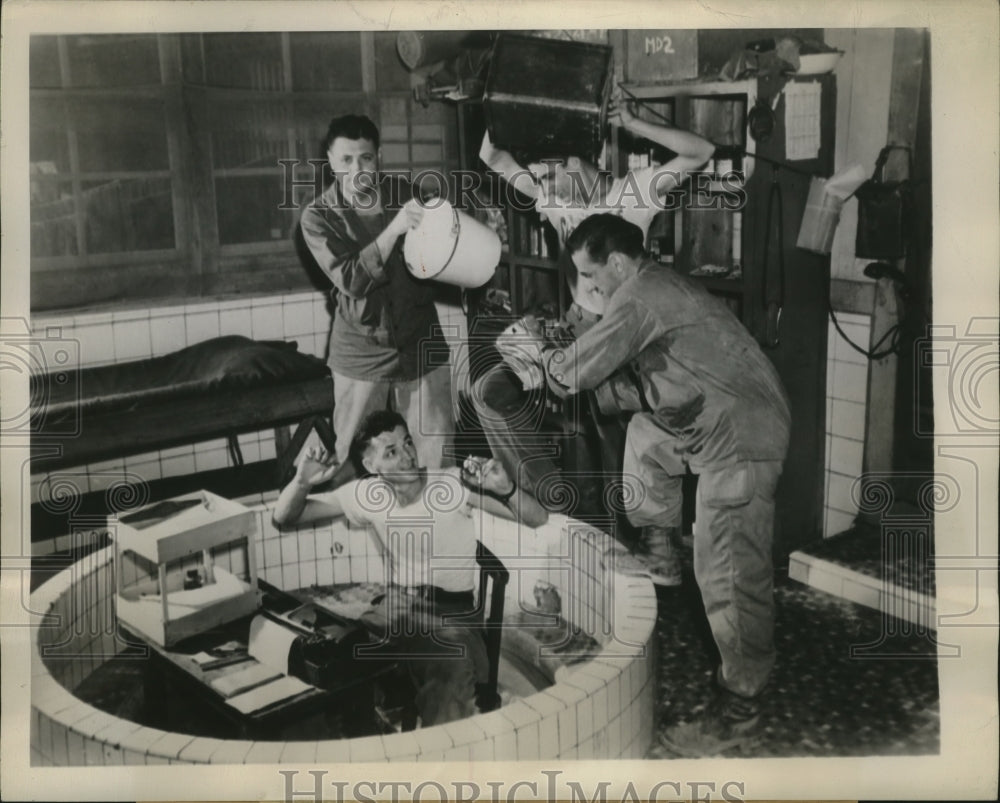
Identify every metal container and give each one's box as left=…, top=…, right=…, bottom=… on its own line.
left=483, top=33, right=613, bottom=162
left=403, top=199, right=501, bottom=288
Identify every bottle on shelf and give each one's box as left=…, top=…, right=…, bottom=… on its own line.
left=647, top=211, right=675, bottom=267
left=731, top=211, right=743, bottom=278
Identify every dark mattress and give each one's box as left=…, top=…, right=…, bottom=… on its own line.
left=31, top=335, right=330, bottom=429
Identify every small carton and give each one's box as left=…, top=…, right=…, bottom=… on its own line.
left=114, top=491, right=261, bottom=647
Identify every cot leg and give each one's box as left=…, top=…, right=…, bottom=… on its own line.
left=274, top=425, right=292, bottom=466
left=227, top=435, right=244, bottom=467
left=313, top=415, right=337, bottom=454
left=276, top=418, right=319, bottom=486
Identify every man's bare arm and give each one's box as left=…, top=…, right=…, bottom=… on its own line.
left=612, top=103, right=715, bottom=195
left=463, top=457, right=548, bottom=527
left=479, top=131, right=539, bottom=201
left=273, top=447, right=344, bottom=526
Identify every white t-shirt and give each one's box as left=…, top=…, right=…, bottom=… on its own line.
left=325, top=467, right=478, bottom=593
left=537, top=166, right=664, bottom=314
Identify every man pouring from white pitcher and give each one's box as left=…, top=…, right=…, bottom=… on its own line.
left=300, top=114, right=454, bottom=472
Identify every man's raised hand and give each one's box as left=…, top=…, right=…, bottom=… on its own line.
left=389, top=198, right=425, bottom=238
left=463, top=455, right=514, bottom=497
left=295, top=446, right=340, bottom=489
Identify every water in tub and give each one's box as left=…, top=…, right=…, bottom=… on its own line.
left=73, top=580, right=598, bottom=739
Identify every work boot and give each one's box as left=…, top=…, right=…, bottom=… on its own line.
left=660, top=684, right=763, bottom=757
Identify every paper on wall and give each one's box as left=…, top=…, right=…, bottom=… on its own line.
left=785, top=82, right=823, bottom=161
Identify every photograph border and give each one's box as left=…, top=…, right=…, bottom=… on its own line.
left=2, top=1, right=997, bottom=800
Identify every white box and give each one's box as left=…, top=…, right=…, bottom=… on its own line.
left=114, top=491, right=261, bottom=647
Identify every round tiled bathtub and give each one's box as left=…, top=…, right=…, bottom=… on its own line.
left=30, top=504, right=658, bottom=765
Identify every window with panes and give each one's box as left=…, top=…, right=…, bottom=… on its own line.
left=29, top=31, right=459, bottom=310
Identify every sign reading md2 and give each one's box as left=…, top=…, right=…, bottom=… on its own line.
left=645, top=34, right=676, bottom=55
left=626, top=30, right=698, bottom=81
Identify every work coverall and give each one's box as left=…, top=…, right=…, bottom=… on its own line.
left=544, top=259, right=791, bottom=698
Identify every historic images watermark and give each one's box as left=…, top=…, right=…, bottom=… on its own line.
left=32, top=470, right=154, bottom=662
left=848, top=470, right=961, bottom=659
left=280, top=769, right=749, bottom=803
left=843, top=316, right=999, bottom=656
left=1, top=317, right=81, bottom=440
left=913, top=317, right=999, bottom=439
left=277, top=159, right=748, bottom=214
left=912, top=317, right=999, bottom=639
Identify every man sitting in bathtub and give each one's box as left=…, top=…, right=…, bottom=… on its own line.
left=272, top=409, right=547, bottom=726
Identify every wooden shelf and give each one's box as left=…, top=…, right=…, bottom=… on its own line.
left=685, top=273, right=744, bottom=293
left=621, top=78, right=757, bottom=99
left=511, top=254, right=560, bottom=271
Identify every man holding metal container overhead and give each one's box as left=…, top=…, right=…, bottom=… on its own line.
left=473, top=98, right=715, bottom=583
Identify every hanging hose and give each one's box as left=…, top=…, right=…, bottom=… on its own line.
left=827, top=303, right=902, bottom=360
left=828, top=264, right=907, bottom=360
left=761, top=167, right=785, bottom=348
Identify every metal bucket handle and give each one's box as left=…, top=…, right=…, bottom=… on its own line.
left=403, top=206, right=462, bottom=276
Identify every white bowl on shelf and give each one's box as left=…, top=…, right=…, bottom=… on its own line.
left=795, top=51, right=844, bottom=75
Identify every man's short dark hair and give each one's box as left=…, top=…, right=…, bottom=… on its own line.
left=565, top=213, right=645, bottom=265
left=349, top=409, right=407, bottom=476
left=323, top=114, right=380, bottom=153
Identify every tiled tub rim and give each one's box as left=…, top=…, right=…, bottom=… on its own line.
left=31, top=509, right=658, bottom=764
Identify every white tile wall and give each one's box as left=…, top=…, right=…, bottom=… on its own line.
left=31, top=292, right=470, bottom=532
left=250, top=299, right=285, bottom=341
left=824, top=312, right=872, bottom=537
left=184, top=309, right=221, bottom=345
left=73, top=322, right=116, bottom=368
left=149, top=313, right=187, bottom=356
left=29, top=291, right=340, bottom=554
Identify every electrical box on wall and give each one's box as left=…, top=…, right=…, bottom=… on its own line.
left=626, top=30, right=698, bottom=83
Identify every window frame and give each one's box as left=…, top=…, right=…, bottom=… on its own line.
left=29, top=31, right=460, bottom=312
left=29, top=37, right=188, bottom=272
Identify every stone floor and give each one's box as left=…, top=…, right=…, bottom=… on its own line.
left=646, top=556, right=940, bottom=759
left=794, top=522, right=935, bottom=594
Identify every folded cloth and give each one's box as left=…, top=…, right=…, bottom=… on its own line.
left=32, top=335, right=329, bottom=424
